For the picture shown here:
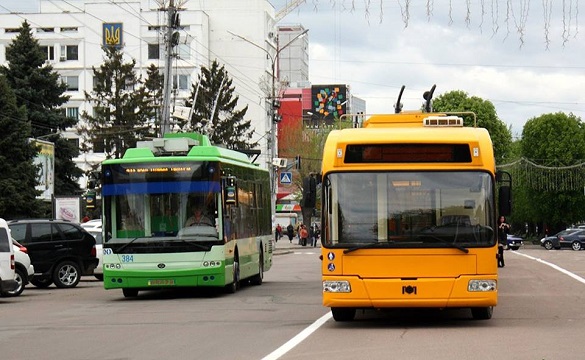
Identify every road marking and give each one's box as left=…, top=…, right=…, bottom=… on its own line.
left=261, top=312, right=332, bottom=360
left=511, top=251, right=585, bottom=285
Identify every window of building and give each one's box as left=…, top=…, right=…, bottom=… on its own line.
left=60, top=27, right=78, bottom=32
left=148, top=43, right=160, bottom=59
left=40, top=46, right=55, bottom=61
left=176, top=44, right=190, bottom=59
left=62, top=76, right=79, bottom=91
left=37, top=27, right=55, bottom=33
left=65, top=107, right=79, bottom=120
left=125, top=76, right=135, bottom=91
left=173, top=74, right=189, bottom=91
left=5, top=28, right=20, bottom=33
left=60, top=45, right=79, bottom=61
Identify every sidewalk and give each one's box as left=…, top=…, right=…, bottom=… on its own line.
left=272, top=238, right=320, bottom=255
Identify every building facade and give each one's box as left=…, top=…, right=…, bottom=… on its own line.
left=0, top=0, right=286, bottom=187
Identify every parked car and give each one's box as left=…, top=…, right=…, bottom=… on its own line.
left=2, top=239, right=35, bottom=297
left=0, top=218, right=17, bottom=294
left=541, top=229, right=584, bottom=250
left=8, top=219, right=98, bottom=288
left=87, top=230, right=103, bottom=281
left=556, top=229, right=585, bottom=251
left=81, top=219, right=102, bottom=232
left=506, top=234, right=523, bottom=250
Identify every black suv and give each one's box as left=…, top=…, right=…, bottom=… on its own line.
left=8, top=219, right=98, bottom=288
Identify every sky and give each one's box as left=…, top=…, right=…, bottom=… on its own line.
left=273, top=0, right=585, bottom=138
left=3, top=0, right=585, bottom=138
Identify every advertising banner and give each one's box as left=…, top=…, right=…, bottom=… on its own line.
left=53, top=196, right=82, bottom=223
left=31, top=139, right=55, bottom=202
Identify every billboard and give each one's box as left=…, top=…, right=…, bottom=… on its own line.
left=31, top=139, right=55, bottom=202
left=311, top=85, right=348, bottom=125
left=53, top=196, right=82, bottom=223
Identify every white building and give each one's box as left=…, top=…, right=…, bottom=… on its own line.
left=0, top=0, right=303, bottom=189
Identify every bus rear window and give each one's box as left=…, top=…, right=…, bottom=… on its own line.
left=345, top=144, right=472, bottom=163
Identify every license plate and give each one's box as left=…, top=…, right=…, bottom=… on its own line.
left=148, top=279, right=175, bottom=286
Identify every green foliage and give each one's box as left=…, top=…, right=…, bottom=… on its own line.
left=182, top=60, right=256, bottom=150
left=516, top=112, right=585, bottom=229
left=432, top=90, right=513, bottom=163
left=80, top=46, right=156, bottom=158
left=0, top=75, right=44, bottom=218
left=521, top=112, right=585, bottom=164
left=1, top=20, right=81, bottom=198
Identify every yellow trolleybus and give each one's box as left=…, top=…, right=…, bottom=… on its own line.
left=320, top=100, right=511, bottom=321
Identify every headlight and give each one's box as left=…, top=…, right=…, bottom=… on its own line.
left=468, top=279, right=496, bottom=292
left=323, top=280, right=351, bottom=293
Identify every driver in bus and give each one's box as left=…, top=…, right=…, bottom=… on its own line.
left=184, top=205, right=214, bottom=227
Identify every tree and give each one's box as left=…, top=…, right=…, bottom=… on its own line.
left=182, top=60, right=256, bottom=150
left=517, top=112, right=585, bottom=231
left=79, top=46, right=154, bottom=159
left=0, top=20, right=82, bottom=197
left=142, top=64, right=164, bottom=133
left=432, top=90, right=513, bottom=163
left=278, top=118, right=331, bottom=225
left=0, top=75, right=44, bottom=218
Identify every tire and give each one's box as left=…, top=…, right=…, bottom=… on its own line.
left=2, top=267, right=26, bottom=297
left=95, top=274, right=103, bottom=281
left=471, top=306, right=493, bottom=320
left=543, top=240, right=553, bottom=250
left=122, top=288, right=139, bottom=298
left=572, top=241, right=582, bottom=251
left=331, top=308, right=356, bottom=322
left=52, top=260, right=81, bottom=288
left=511, top=246, right=519, bottom=251
left=31, top=277, right=53, bottom=288
left=249, top=251, right=264, bottom=286
left=225, top=257, right=240, bottom=294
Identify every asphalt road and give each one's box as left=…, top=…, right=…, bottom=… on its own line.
left=1, top=245, right=584, bottom=360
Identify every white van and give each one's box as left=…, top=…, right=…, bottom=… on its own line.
left=0, top=218, right=18, bottom=294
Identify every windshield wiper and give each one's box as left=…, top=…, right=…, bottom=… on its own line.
left=177, top=239, right=212, bottom=251
left=344, top=241, right=393, bottom=254
left=420, top=234, right=469, bottom=253
left=116, top=236, right=150, bottom=254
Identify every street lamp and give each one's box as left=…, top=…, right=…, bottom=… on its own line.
left=229, top=28, right=309, bottom=214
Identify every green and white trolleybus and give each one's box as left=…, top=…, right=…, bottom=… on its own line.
left=101, top=133, right=273, bottom=297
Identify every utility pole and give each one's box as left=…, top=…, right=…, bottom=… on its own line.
left=228, top=29, right=309, bottom=215
left=160, top=0, right=177, bottom=137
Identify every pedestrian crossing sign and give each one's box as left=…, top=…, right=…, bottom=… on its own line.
left=279, top=172, right=292, bottom=184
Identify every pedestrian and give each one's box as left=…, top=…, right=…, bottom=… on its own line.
left=274, top=223, right=282, bottom=242
left=313, top=224, right=320, bottom=247
left=296, top=222, right=302, bottom=243
left=286, top=223, right=294, bottom=243
left=498, top=215, right=510, bottom=268
left=300, top=224, right=309, bottom=246
left=309, top=224, right=315, bottom=247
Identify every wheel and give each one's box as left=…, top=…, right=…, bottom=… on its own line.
left=95, top=274, right=103, bottom=281
left=1, top=267, right=26, bottom=297
left=331, top=307, right=356, bottom=321
left=31, top=277, right=53, bottom=288
left=471, top=306, right=493, bottom=320
left=511, top=246, right=519, bottom=251
left=52, top=260, right=81, bottom=288
left=249, top=251, right=264, bottom=286
left=225, top=257, right=240, bottom=293
left=122, top=288, right=139, bottom=298
left=543, top=240, right=553, bottom=250
left=572, top=241, right=582, bottom=251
